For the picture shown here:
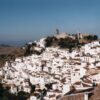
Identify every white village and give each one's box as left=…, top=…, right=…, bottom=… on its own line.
left=0, top=33, right=100, bottom=100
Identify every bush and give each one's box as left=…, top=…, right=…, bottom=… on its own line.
left=0, top=83, right=17, bottom=100
left=45, top=36, right=57, bottom=47
left=17, top=91, right=29, bottom=100
left=58, top=38, right=76, bottom=49
left=84, top=35, right=98, bottom=41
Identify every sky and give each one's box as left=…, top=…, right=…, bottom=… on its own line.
left=0, top=0, right=100, bottom=43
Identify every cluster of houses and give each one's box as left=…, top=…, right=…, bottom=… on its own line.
left=0, top=37, right=100, bottom=100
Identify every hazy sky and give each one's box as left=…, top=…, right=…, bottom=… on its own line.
left=0, top=0, right=100, bottom=41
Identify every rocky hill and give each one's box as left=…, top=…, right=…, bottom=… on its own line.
left=24, top=32, right=99, bottom=56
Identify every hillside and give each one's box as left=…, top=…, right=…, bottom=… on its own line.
left=0, top=46, right=24, bottom=67
left=24, top=32, right=99, bottom=56
left=0, top=32, right=98, bottom=67
left=0, top=32, right=100, bottom=100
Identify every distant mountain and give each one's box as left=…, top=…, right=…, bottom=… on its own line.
left=0, top=44, right=11, bottom=47
left=0, top=40, right=33, bottom=47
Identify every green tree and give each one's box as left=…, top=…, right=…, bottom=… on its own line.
left=17, top=91, right=29, bottom=100
left=93, top=35, right=98, bottom=40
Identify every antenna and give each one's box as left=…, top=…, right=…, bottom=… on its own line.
left=56, top=29, right=59, bottom=34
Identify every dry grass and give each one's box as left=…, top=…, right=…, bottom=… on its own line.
left=0, top=47, right=25, bottom=67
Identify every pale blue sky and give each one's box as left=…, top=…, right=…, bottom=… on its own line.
left=0, top=0, right=100, bottom=42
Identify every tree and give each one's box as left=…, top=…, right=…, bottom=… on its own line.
left=45, top=83, right=52, bottom=90
left=24, top=45, right=32, bottom=56
left=32, top=42, right=36, bottom=46
left=0, top=83, right=17, bottom=100
left=28, top=79, right=36, bottom=93
left=0, top=83, right=4, bottom=97
left=45, top=36, right=53, bottom=47
left=93, top=35, right=98, bottom=40
left=17, top=91, right=29, bottom=100
left=84, top=35, right=98, bottom=41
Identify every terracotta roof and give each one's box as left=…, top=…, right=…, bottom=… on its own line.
left=53, top=89, right=62, bottom=93
left=82, top=83, right=91, bottom=87
left=83, top=79, right=92, bottom=84
left=31, top=92, right=39, bottom=97
left=35, top=89, right=42, bottom=92
left=49, top=94, right=56, bottom=98
left=74, top=81, right=81, bottom=85
left=74, top=69, right=80, bottom=71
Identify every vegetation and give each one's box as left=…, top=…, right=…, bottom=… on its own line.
left=0, top=83, right=29, bottom=100
left=24, top=43, right=45, bottom=56
left=84, top=35, right=98, bottom=41
left=45, top=34, right=98, bottom=52
left=45, top=36, right=58, bottom=47
left=45, top=35, right=82, bottom=52
left=0, top=54, right=15, bottom=67
left=0, top=47, right=25, bottom=67
left=24, top=44, right=32, bottom=56
left=17, top=91, right=29, bottom=100
left=0, top=33, right=99, bottom=67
